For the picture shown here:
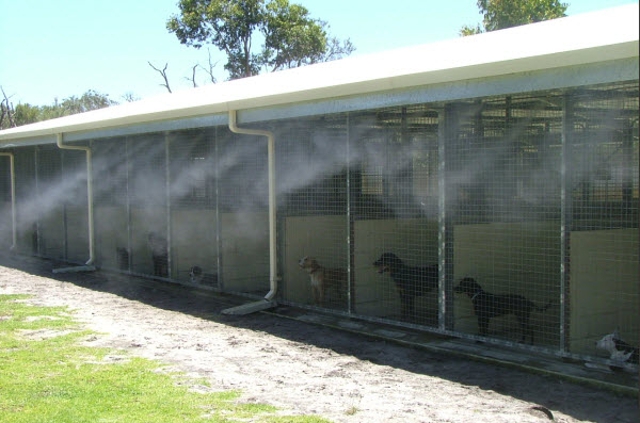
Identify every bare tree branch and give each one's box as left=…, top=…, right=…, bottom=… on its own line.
left=147, top=62, right=172, bottom=93
left=122, top=92, right=139, bottom=102
left=188, top=64, right=198, bottom=88
left=1, top=86, right=16, bottom=128
left=200, top=49, right=218, bottom=84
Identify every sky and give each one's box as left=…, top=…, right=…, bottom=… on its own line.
left=1, top=0, right=637, bottom=106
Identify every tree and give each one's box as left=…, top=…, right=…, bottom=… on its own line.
left=262, top=0, right=354, bottom=71
left=58, top=90, right=117, bottom=114
left=167, top=0, right=354, bottom=80
left=460, top=0, right=568, bottom=36
left=0, top=89, right=116, bottom=128
left=13, top=104, right=40, bottom=126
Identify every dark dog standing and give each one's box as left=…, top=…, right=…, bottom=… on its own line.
left=116, top=247, right=130, bottom=271
left=373, top=253, right=438, bottom=321
left=454, top=277, right=552, bottom=344
left=148, top=232, right=168, bottom=278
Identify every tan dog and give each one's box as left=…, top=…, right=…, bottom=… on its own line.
left=298, top=256, right=347, bottom=306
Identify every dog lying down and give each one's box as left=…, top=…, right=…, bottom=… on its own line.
left=454, top=277, right=553, bottom=344
left=373, top=252, right=438, bottom=321
left=595, top=330, right=639, bottom=365
left=298, top=256, right=347, bottom=307
left=189, top=266, right=218, bottom=287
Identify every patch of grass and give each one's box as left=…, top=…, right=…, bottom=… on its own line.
left=0, top=295, right=331, bottom=423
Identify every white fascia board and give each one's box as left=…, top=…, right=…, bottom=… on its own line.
left=0, top=3, right=637, bottom=144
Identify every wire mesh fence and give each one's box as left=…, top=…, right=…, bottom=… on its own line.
left=0, top=80, right=637, bottom=362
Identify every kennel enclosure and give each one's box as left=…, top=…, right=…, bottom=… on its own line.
left=0, top=5, right=638, bottom=367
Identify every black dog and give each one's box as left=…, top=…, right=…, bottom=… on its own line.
left=116, top=247, right=130, bottom=271
left=454, top=277, right=552, bottom=344
left=373, top=253, right=438, bottom=321
left=148, top=232, right=168, bottom=277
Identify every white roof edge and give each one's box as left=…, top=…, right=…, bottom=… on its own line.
left=1, top=3, right=638, bottom=142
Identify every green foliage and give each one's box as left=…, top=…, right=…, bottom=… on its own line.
left=0, top=295, right=327, bottom=423
left=459, top=23, right=483, bottom=36
left=461, top=0, right=568, bottom=36
left=167, top=0, right=354, bottom=80
left=0, top=89, right=116, bottom=129
left=13, top=103, right=41, bottom=126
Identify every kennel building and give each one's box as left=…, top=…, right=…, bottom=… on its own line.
left=0, top=5, right=638, bottom=366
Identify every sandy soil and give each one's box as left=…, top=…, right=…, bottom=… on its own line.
left=0, top=254, right=638, bottom=423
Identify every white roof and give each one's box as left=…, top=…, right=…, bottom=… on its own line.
left=1, top=3, right=638, bottom=144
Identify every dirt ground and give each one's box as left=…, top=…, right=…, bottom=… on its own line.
left=0, top=254, right=638, bottom=423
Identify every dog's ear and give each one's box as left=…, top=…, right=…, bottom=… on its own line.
left=613, top=328, right=621, bottom=339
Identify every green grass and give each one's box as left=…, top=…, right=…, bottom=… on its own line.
left=0, top=294, right=331, bottom=423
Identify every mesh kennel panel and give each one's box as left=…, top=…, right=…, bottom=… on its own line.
left=13, top=148, right=37, bottom=254
left=216, top=128, right=270, bottom=295
left=127, top=133, right=169, bottom=278
left=567, top=81, right=639, bottom=356
left=60, top=148, right=89, bottom=263
left=92, top=138, right=131, bottom=270
left=0, top=154, right=11, bottom=249
left=450, top=95, right=563, bottom=346
left=278, top=115, right=350, bottom=311
left=34, top=145, right=65, bottom=259
left=351, top=106, right=441, bottom=326
left=168, top=129, right=219, bottom=287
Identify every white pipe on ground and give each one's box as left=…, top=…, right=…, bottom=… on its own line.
left=0, top=152, right=17, bottom=250
left=228, top=110, right=277, bottom=302
left=55, top=133, right=95, bottom=268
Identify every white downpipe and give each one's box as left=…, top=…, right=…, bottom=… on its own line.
left=55, top=133, right=95, bottom=267
left=228, top=110, right=277, bottom=301
left=0, top=152, right=17, bottom=250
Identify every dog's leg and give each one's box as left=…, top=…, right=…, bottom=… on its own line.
left=477, top=316, right=490, bottom=337
left=526, top=319, right=534, bottom=345
left=399, top=295, right=407, bottom=320
left=516, top=315, right=531, bottom=344
left=400, top=295, right=415, bottom=321
left=334, top=277, right=344, bottom=304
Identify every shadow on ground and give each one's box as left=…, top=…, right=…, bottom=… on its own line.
left=1, top=252, right=638, bottom=422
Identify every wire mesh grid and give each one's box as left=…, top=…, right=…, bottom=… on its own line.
left=0, top=80, right=636, bottom=362
left=12, top=148, right=37, bottom=255
left=32, top=145, right=65, bottom=259
left=448, top=94, right=564, bottom=346
left=168, top=129, right=218, bottom=287
left=279, top=115, right=350, bottom=311
left=567, top=82, right=639, bottom=357
left=215, top=128, right=270, bottom=295
left=350, top=106, right=440, bottom=326
left=125, top=134, right=169, bottom=278
left=92, top=138, right=131, bottom=271
left=0, top=155, right=11, bottom=250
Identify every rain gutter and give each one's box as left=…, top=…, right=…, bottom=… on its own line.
left=221, top=110, right=278, bottom=315
left=52, top=133, right=96, bottom=273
